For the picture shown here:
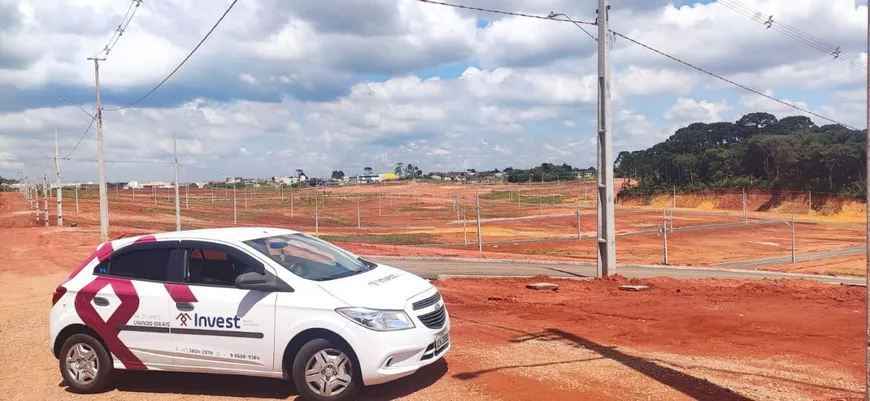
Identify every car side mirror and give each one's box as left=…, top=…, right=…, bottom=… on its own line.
left=235, top=272, right=268, bottom=289
left=234, top=271, right=295, bottom=292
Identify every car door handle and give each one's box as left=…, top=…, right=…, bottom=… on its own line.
left=93, top=297, right=110, bottom=307
left=176, top=302, right=195, bottom=312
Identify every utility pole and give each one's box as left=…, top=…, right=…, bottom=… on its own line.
left=35, top=183, right=40, bottom=221
left=43, top=176, right=49, bottom=227
left=75, top=185, right=79, bottom=213
left=233, top=185, right=237, bottom=224
left=54, top=129, right=63, bottom=226
left=476, top=187, right=482, bottom=252
left=88, top=56, right=108, bottom=242
left=865, top=4, right=870, bottom=394
left=596, top=0, right=616, bottom=277
left=173, top=132, right=181, bottom=231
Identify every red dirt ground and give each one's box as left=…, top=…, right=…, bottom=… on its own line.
left=0, top=192, right=866, bottom=399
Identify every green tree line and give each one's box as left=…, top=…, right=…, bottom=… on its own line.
left=615, top=112, right=866, bottom=196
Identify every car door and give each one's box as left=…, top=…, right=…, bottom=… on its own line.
left=169, top=240, right=277, bottom=373
left=86, top=240, right=181, bottom=370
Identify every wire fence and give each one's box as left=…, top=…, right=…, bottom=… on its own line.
left=13, top=164, right=867, bottom=272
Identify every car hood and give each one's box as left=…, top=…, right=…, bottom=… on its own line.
left=316, top=264, right=434, bottom=310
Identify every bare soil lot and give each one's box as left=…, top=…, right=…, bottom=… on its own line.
left=0, top=192, right=865, bottom=400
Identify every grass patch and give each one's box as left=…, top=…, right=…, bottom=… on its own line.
left=319, top=232, right=436, bottom=245
left=824, top=269, right=863, bottom=277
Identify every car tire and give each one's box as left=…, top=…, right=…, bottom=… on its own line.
left=292, top=338, right=360, bottom=401
left=59, top=333, right=114, bottom=394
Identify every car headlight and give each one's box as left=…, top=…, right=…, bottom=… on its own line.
left=335, top=307, right=415, bottom=331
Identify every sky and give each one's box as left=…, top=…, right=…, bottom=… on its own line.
left=0, top=0, right=867, bottom=182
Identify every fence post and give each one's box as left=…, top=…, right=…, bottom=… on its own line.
left=379, top=193, right=382, bottom=216
left=662, top=210, right=669, bottom=265
left=791, top=209, right=796, bottom=264
left=462, top=205, right=467, bottom=246
left=132, top=186, right=135, bottom=199
left=233, top=185, right=237, bottom=224
left=476, top=188, right=482, bottom=252
left=539, top=197, right=543, bottom=218
left=290, top=186, right=294, bottom=218
left=673, top=185, right=676, bottom=209
left=315, top=195, right=319, bottom=238
left=576, top=203, right=582, bottom=241
left=356, top=199, right=361, bottom=229
left=75, top=185, right=79, bottom=214
left=743, top=188, right=747, bottom=225
left=808, top=190, right=812, bottom=220
left=244, top=186, right=248, bottom=210
left=185, top=184, right=189, bottom=210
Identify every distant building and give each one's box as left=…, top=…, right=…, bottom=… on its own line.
left=226, top=177, right=242, bottom=184
left=379, top=172, right=398, bottom=181
left=125, top=181, right=142, bottom=189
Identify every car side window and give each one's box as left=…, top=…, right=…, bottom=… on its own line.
left=96, top=248, right=174, bottom=282
left=184, top=246, right=265, bottom=287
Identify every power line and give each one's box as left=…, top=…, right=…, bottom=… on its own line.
left=611, top=30, right=858, bottom=130
left=103, top=0, right=240, bottom=112
left=718, top=0, right=866, bottom=69
left=178, top=162, right=230, bottom=177
left=65, top=117, right=96, bottom=159
left=92, top=0, right=143, bottom=61
left=411, top=0, right=595, bottom=25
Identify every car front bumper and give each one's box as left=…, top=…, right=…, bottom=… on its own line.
left=343, top=311, right=451, bottom=386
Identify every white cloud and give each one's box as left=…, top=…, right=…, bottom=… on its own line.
left=0, top=0, right=866, bottom=181
left=239, top=73, right=258, bottom=85
left=665, top=97, right=731, bottom=124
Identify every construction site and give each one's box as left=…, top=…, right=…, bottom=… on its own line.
left=0, top=181, right=866, bottom=400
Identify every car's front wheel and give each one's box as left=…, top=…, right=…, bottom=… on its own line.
left=292, top=338, right=359, bottom=401
left=59, top=333, right=114, bottom=393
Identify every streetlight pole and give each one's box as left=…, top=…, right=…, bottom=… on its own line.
left=86, top=57, right=108, bottom=241
left=54, top=129, right=63, bottom=226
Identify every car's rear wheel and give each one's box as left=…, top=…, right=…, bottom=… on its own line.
left=292, top=338, right=359, bottom=401
left=59, top=333, right=113, bottom=393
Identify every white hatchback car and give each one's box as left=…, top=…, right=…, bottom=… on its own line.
left=49, top=227, right=450, bottom=400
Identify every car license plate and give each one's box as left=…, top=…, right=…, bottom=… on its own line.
left=435, top=328, right=450, bottom=349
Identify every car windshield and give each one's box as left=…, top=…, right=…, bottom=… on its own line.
left=243, top=233, right=376, bottom=281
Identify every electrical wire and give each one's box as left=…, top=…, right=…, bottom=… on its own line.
left=103, top=0, right=240, bottom=112
left=410, top=0, right=595, bottom=25
left=64, top=117, right=96, bottom=159
left=611, top=30, right=858, bottom=130
left=717, top=0, right=866, bottom=69
left=178, top=162, right=231, bottom=177
left=92, top=0, right=143, bottom=61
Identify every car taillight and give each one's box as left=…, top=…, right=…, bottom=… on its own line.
left=51, top=286, right=67, bottom=306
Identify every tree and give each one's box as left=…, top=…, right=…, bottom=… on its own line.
left=395, top=163, right=404, bottom=178
left=616, top=112, right=865, bottom=196
left=331, top=170, right=345, bottom=180
left=363, top=167, right=373, bottom=175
